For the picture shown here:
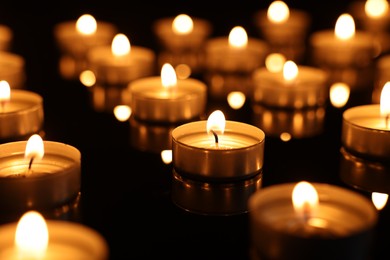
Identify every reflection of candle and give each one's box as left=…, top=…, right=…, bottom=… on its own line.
left=248, top=181, right=378, bottom=259
left=253, top=0, right=310, bottom=61
left=0, top=211, right=108, bottom=259
left=0, top=81, right=44, bottom=142
left=172, top=110, right=265, bottom=180
left=342, top=82, right=390, bottom=161
left=0, top=135, right=81, bottom=211
left=253, top=60, right=328, bottom=109
left=0, top=51, right=26, bottom=89
left=87, top=33, right=156, bottom=86
left=128, top=63, right=207, bottom=123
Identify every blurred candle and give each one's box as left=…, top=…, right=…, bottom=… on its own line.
left=87, top=33, right=156, bottom=87
left=0, top=51, right=26, bottom=89
left=128, top=63, right=206, bottom=123
left=329, top=82, right=350, bottom=108
left=0, top=81, right=44, bottom=142
left=0, top=211, right=108, bottom=259
left=0, top=24, right=12, bottom=51
left=248, top=181, right=378, bottom=259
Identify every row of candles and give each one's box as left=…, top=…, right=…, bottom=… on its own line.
left=0, top=1, right=389, bottom=259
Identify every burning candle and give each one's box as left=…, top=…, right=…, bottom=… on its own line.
left=0, top=81, right=44, bottom=142
left=128, top=63, right=207, bottom=123
left=253, top=0, right=311, bottom=61
left=253, top=60, right=328, bottom=109
left=87, top=33, right=156, bottom=87
left=0, top=211, right=108, bottom=259
left=0, top=51, right=26, bottom=89
left=54, top=14, right=118, bottom=79
left=341, top=81, right=390, bottom=161
left=152, top=13, right=212, bottom=73
left=0, top=134, right=81, bottom=211
left=248, top=181, right=378, bottom=259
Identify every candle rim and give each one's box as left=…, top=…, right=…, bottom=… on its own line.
left=343, top=104, right=390, bottom=132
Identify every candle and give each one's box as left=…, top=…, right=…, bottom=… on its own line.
left=253, top=0, right=311, bottom=61
left=253, top=60, right=328, bottom=109
left=152, top=13, right=212, bottom=73
left=204, top=26, right=268, bottom=99
left=54, top=14, right=118, bottom=79
left=0, top=211, right=108, bottom=259
left=0, top=134, right=81, bottom=211
left=0, top=81, right=44, bottom=142
left=248, top=181, right=378, bottom=259
left=0, top=24, right=13, bottom=51
left=341, top=82, right=390, bottom=161
left=128, top=63, right=207, bottom=123
left=171, top=110, right=264, bottom=215
left=87, top=33, right=156, bottom=87
left=0, top=51, right=26, bottom=89
left=309, top=13, right=378, bottom=90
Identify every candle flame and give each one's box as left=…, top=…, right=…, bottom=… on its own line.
left=380, top=82, right=390, bottom=115
left=228, top=26, right=248, bottom=48
left=76, top=14, right=97, bottom=35
left=207, top=110, right=226, bottom=135
left=267, top=1, right=290, bottom=23
left=172, top=14, right=194, bottom=34
left=372, top=192, right=388, bottom=210
left=365, top=0, right=389, bottom=18
left=111, top=33, right=131, bottom=57
left=0, top=80, right=11, bottom=103
left=227, top=91, right=246, bottom=110
left=335, top=13, right=355, bottom=40
left=161, top=150, right=173, bottom=164
left=283, top=60, right=298, bottom=81
left=330, top=82, right=350, bottom=108
left=79, top=70, right=96, bottom=87
left=292, top=181, right=319, bottom=220
left=161, top=63, right=177, bottom=89
left=15, top=211, right=48, bottom=259
left=265, top=53, right=286, bottom=73
left=113, top=105, right=131, bottom=122
left=25, top=134, right=44, bottom=162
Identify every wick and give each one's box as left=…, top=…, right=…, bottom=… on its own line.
left=0, top=101, right=5, bottom=112
left=302, top=202, right=311, bottom=224
left=26, top=157, right=34, bottom=177
left=210, top=129, right=219, bottom=148
left=386, top=114, right=389, bottom=129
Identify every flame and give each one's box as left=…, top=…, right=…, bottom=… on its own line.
left=76, top=14, right=97, bottom=35
left=265, top=53, right=286, bottom=73
left=365, top=0, right=389, bottom=18
left=330, top=82, right=350, bottom=108
left=15, top=211, right=48, bottom=259
left=24, top=134, right=44, bottom=162
left=335, top=13, right=355, bottom=40
left=0, top=80, right=11, bottom=102
left=228, top=26, right=248, bottom=48
left=372, top=192, right=388, bottom=210
left=79, top=70, right=96, bottom=87
left=207, top=110, right=226, bottom=134
left=283, top=60, right=298, bottom=81
left=114, top=105, right=131, bottom=122
left=380, top=81, right=390, bottom=116
left=161, top=150, right=173, bottom=164
left=267, top=1, right=290, bottom=23
left=172, top=14, right=194, bottom=34
left=292, top=181, right=319, bottom=219
left=161, top=63, right=177, bottom=89
left=227, top=91, right=246, bottom=110
left=111, top=33, right=131, bottom=57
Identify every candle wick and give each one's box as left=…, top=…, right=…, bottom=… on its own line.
left=386, top=114, right=389, bottom=128
left=26, top=157, right=35, bottom=177
left=210, top=129, right=219, bottom=147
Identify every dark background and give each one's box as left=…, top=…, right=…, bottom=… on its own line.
left=0, top=0, right=389, bottom=259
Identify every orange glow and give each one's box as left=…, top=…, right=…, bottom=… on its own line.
left=113, top=105, right=131, bottom=122
left=227, top=91, right=246, bottom=110
left=365, top=0, right=389, bottom=18
left=161, top=150, right=173, bottom=164
left=111, top=33, right=131, bottom=57
left=330, top=82, right=350, bottom=108
left=172, top=14, right=194, bottom=34
left=76, top=14, right=97, bottom=35
left=228, top=26, right=248, bottom=48
left=335, top=13, right=355, bottom=40
left=267, top=1, right=290, bottom=23
left=265, top=53, right=286, bottom=73
left=372, top=192, right=388, bottom=210
left=283, top=60, right=298, bottom=81
left=79, top=70, right=96, bottom=87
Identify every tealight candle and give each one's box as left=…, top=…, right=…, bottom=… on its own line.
left=341, top=82, right=390, bottom=161
left=253, top=60, right=328, bottom=109
left=253, top=0, right=311, bottom=61
left=128, top=63, right=207, bottom=123
left=0, top=135, right=81, bottom=211
left=0, top=211, right=108, bottom=260
left=152, top=14, right=212, bottom=73
left=53, top=14, right=118, bottom=79
left=171, top=110, right=265, bottom=180
left=87, top=33, right=156, bottom=87
left=0, top=81, right=44, bottom=142
left=0, top=51, right=26, bottom=89
left=309, top=13, right=378, bottom=90
left=248, top=181, right=378, bottom=260
left=0, top=24, right=13, bottom=51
